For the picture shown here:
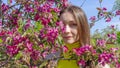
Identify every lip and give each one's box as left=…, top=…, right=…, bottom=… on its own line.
left=63, top=36, right=72, bottom=39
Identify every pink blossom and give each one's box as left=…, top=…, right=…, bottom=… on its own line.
left=97, top=39, right=106, bottom=46
left=25, top=39, right=33, bottom=51
left=100, top=13, right=104, bottom=16
left=25, top=5, right=34, bottom=12
left=9, top=0, right=12, bottom=3
left=110, top=25, right=114, bottom=29
left=89, top=16, right=96, bottom=22
left=0, top=30, right=6, bottom=37
left=46, top=27, right=58, bottom=43
left=116, top=63, right=120, bottom=68
left=24, top=19, right=32, bottom=30
left=110, top=48, right=119, bottom=52
left=73, top=44, right=93, bottom=56
left=111, top=33, right=117, bottom=40
left=115, top=10, right=120, bottom=15
left=98, top=52, right=114, bottom=66
left=2, top=3, right=9, bottom=12
left=58, top=21, right=65, bottom=33
left=105, top=17, right=111, bottom=22
left=102, top=7, right=107, bottom=11
left=30, top=50, right=40, bottom=60
left=107, top=33, right=117, bottom=40
left=6, top=45, right=19, bottom=56
left=39, top=44, right=44, bottom=48
left=41, top=18, right=50, bottom=26
left=34, top=13, right=40, bottom=21
left=0, top=21, right=2, bottom=30
left=107, top=34, right=111, bottom=37
left=61, top=0, right=68, bottom=7
left=39, top=28, right=46, bottom=39
left=78, top=59, right=86, bottom=66
left=13, top=36, right=21, bottom=45
left=42, top=52, right=48, bottom=58
left=53, top=8, right=60, bottom=12
left=63, top=46, right=68, bottom=53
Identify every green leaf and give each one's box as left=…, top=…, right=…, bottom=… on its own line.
left=15, top=52, right=22, bottom=60
left=91, top=39, right=96, bottom=46
left=34, top=21, right=43, bottom=32
left=39, top=60, right=48, bottom=68
left=96, top=48, right=102, bottom=53
left=118, top=58, right=120, bottom=63
left=0, top=38, right=2, bottom=43
left=18, top=19, right=25, bottom=34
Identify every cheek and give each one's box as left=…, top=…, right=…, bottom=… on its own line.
left=72, top=29, right=79, bottom=40
left=71, top=29, right=78, bottom=35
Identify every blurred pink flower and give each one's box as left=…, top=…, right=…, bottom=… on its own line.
left=30, top=50, right=40, bottom=60
left=105, top=17, right=111, bottom=22
left=97, top=39, right=106, bottom=46
left=102, top=7, right=107, bottom=11
left=116, top=10, right=120, bottom=15
left=73, top=44, right=93, bottom=56
left=111, top=33, right=117, bottom=40
left=89, top=16, right=96, bottom=21
left=6, top=45, right=19, bottom=56
left=78, top=59, right=86, bottom=66
left=110, top=25, right=114, bottom=29
left=63, top=46, right=68, bottom=53
left=98, top=52, right=114, bottom=66
left=110, top=48, right=119, bottom=52
left=42, top=52, right=48, bottom=58
left=107, top=33, right=117, bottom=40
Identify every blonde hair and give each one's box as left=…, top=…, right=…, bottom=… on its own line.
left=60, top=5, right=90, bottom=46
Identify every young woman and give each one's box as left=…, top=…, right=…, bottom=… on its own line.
left=57, top=5, right=90, bottom=68
left=47, top=5, right=110, bottom=68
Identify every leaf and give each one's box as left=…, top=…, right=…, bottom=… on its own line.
left=0, top=38, right=2, bottom=43
left=96, top=48, right=103, bottom=53
left=18, top=19, right=25, bottom=34
left=118, top=58, right=120, bottom=63
left=15, top=52, right=22, bottom=60
left=39, top=60, right=48, bottom=68
left=96, top=7, right=101, bottom=11
left=34, top=21, right=43, bottom=32
left=91, top=38, right=96, bottom=46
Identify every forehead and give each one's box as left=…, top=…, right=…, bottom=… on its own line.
left=60, top=12, right=75, bottom=23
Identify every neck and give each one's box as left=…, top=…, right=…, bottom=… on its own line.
left=65, top=41, right=80, bottom=51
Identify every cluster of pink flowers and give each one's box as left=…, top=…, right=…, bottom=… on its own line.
left=39, top=27, right=58, bottom=43
left=115, top=10, right=120, bottom=15
left=73, top=44, right=95, bottom=56
left=89, top=16, right=96, bottom=22
left=98, top=52, right=115, bottom=66
left=97, top=39, right=106, bottom=46
left=6, top=45, right=19, bottom=57
left=107, top=33, right=117, bottom=40
left=0, top=0, right=120, bottom=68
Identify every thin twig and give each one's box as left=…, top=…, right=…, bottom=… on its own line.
left=80, top=0, right=87, bottom=7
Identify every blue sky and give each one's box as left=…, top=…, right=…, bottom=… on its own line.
left=2, top=0, right=120, bottom=34
left=69, top=0, right=120, bottom=34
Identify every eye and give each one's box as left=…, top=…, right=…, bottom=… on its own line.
left=70, top=23, right=77, bottom=28
left=72, top=24, right=77, bottom=26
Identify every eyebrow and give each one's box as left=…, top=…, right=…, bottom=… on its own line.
left=62, top=19, right=75, bottom=23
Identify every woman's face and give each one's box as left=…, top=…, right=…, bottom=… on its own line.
left=60, top=12, right=79, bottom=44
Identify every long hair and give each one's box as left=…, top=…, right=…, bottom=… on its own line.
left=60, top=5, right=90, bottom=46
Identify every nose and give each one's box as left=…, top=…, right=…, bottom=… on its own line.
left=64, top=25, right=70, bottom=33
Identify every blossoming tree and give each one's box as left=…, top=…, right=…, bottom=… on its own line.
left=0, top=0, right=120, bottom=68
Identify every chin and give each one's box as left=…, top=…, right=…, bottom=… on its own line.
left=64, top=40, right=75, bottom=44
